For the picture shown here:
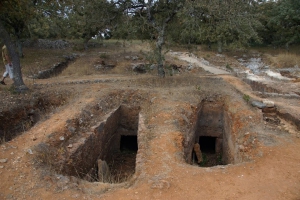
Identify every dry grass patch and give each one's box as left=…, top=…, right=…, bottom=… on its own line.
left=265, top=53, right=300, bottom=68
left=21, top=48, right=74, bottom=76
left=61, top=55, right=97, bottom=77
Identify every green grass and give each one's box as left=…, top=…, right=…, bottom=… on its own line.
left=226, top=63, right=233, bottom=71
left=243, top=94, right=250, bottom=104
left=200, top=153, right=208, bottom=167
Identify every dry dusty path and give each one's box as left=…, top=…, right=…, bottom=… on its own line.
left=169, top=52, right=230, bottom=75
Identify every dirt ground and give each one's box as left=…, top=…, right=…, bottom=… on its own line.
left=0, top=43, right=300, bottom=200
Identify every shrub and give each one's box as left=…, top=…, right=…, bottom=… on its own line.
left=226, top=63, right=233, bottom=71
left=243, top=94, right=250, bottom=104
left=100, top=53, right=109, bottom=59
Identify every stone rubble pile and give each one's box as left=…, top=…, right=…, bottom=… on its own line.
left=23, top=39, right=70, bottom=49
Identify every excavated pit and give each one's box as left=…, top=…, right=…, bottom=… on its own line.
left=243, top=79, right=281, bottom=94
left=243, top=79, right=300, bottom=99
left=185, top=99, right=234, bottom=167
left=0, top=93, right=68, bottom=142
left=60, top=105, right=141, bottom=183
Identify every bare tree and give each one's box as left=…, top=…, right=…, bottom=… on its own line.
left=0, top=20, right=28, bottom=92
left=120, top=0, right=185, bottom=77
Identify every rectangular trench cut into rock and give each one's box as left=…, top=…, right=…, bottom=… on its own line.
left=60, top=105, right=141, bottom=183
left=185, top=99, right=235, bottom=167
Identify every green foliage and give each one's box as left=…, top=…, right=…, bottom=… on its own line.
left=257, top=0, right=300, bottom=47
left=100, top=53, right=109, bottom=59
left=178, top=0, right=263, bottom=51
left=7, top=85, right=18, bottom=95
left=2, top=0, right=300, bottom=52
left=195, top=85, right=201, bottom=91
left=0, top=0, right=34, bottom=37
left=65, top=0, right=120, bottom=47
left=226, top=64, right=233, bottom=71
left=243, top=94, right=250, bottom=104
left=217, top=154, right=223, bottom=165
left=200, top=153, right=208, bottom=167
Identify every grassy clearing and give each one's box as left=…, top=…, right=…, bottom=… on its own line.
left=265, top=53, right=300, bottom=68
left=13, top=41, right=300, bottom=81
left=16, top=39, right=150, bottom=78
left=21, top=48, right=74, bottom=76
left=251, top=45, right=300, bottom=69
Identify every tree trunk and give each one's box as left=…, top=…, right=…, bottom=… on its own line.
left=16, top=38, right=24, bottom=58
left=156, top=26, right=166, bottom=78
left=0, top=20, right=28, bottom=92
left=15, top=26, right=24, bottom=57
left=84, top=37, right=90, bottom=50
left=217, top=39, right=223, bottom=54
left=285, top=42, right=290, bottom=52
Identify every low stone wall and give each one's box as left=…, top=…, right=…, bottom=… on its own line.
left=31, top=54, right=78, bottom=79
left=243, top=79, right=281, bottom=93
left=23, top=39, right=70, bottom=49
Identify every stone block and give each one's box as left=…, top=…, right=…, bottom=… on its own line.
left=98, top=159, right=110, bottom=183
left=251, top=100, right=266, bottom=109
left=262, top=99, right=275, bottom=108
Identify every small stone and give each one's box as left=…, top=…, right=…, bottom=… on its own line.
left=0, top=159, right=8, bottom=163
left=251, top=101, right=266, bottom=109
left=67, top=144, right=73, bottom=148
left=151, top=180, right=170, bottom=189
left=263, top=99, right=275, bottom=108
left=150, top=97, right=157, bottom=103
left=257, top=151, right=263, bottom=157
left=68, top=126, right=76, bottom=134
left=27, top=149, right=33, bottom=155
left=59, top=136, right=65, bottom=141
left=32, top=136, right=37, bottom=141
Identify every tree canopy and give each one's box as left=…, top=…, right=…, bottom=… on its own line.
left=2, top=0, right=299, bottom=51
left=258, top=0, right=300, bottom=48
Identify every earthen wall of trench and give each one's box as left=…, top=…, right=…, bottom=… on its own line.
left=61, top=105, right=140, bottom=178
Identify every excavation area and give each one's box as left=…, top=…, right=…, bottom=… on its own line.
left=186, top=100, right=231, bottom=167
left=0, top=47, right=300, bottom=200
left=58, top=105, right=141, bottom=183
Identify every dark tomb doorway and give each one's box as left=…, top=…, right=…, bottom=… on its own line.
left=199, top=136, right=216, bottom=153
left=120, top=135, right=138, bottom=152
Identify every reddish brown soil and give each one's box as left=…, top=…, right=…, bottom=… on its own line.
left=0, top=50, right=299, bottom=200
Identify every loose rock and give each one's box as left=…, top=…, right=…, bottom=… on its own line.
left=0, top=159, right=8, bottom=163
left=263, top=99, right=275, bottom=108
left=251, top=101, right=266, bottom=109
